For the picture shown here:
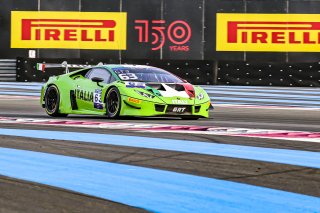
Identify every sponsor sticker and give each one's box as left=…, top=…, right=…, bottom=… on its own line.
left=217, top=13, right=320, bottom=52
left=125, top=82, right=146, bottom=88
left=94, top=89, right=103, bottom=109
left=172, top=99, right=188, bottom=104
left=75, top=89, right=93, bottom=102
left=128, top=97, right=141, bottom=104
left=11, top=11, right=127, bottom=49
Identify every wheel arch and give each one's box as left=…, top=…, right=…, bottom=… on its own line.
left=45, top=83, right=72, bottom=114
left=44, top=84, right=66, bottom=117
left=103, top=85, right=118, bottom=102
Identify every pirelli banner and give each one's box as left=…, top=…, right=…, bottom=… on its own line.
left=11, top=11, right=127, bottom=50
left=9, top=7, right=202, bottom=60
left=217, top=13, right=320, bottom=52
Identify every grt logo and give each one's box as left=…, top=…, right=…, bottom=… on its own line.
left=134, top=20, right=192, bottom=51
left=21, top=19, right=116, bottom=42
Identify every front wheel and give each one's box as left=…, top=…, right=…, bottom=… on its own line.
left=106, top=87, right=121, bottom=118
left=44, top=85, right=67, bottom=117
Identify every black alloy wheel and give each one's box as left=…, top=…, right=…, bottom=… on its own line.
left=106, top=87, right=121, bottom=118
left=44, top=85, right=67, bottom=117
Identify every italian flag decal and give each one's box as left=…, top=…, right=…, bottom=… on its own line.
left=37, top=63, right=46, bottom=72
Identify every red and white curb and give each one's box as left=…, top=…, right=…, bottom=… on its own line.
left=0, top=116, right=319, bottom=143
left=1, top=94, right=319, bottom=110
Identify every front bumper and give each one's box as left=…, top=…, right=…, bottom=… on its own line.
left=120, top=95, right=210, bottom=118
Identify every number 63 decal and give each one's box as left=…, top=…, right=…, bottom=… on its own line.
left=118, top=73, right=138, bottom=80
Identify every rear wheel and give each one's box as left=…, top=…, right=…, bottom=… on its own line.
left=106, top=87, right=121, bottom=118
left=44, top=85, right=67, bottom=117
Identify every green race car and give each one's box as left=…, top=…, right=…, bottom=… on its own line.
left=40, top=63, right=213, bottom=120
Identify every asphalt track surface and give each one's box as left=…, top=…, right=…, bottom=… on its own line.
left=0, top=85, right=319, bottom=212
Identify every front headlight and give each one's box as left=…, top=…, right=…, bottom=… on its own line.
left=197, top=93, right=204, bottom=100
left=135, top=90, right=155, bottom=99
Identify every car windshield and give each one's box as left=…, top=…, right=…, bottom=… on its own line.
left=112, top=66, right=183, bottom=83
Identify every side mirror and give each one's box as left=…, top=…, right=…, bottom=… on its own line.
left=91, top=77, right=104, bottom=83
left=182, top=79, right=188, bottom=83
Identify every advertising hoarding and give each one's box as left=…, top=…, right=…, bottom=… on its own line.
left=11, top=11, right=127, bottom=50
left=217, top=13, right=320, bottom=52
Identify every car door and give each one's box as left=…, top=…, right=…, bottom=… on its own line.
left=79, top=67, right=114, bottom=112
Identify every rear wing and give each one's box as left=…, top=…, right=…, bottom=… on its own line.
left=36, top=61, right=104, bottom=73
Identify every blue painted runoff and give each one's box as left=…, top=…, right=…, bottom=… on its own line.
left=0, top=128, right=320, bottom=169
left=0, top=85, right=42, bottom=90
left=0, top=82, right=43, bottom=86
left=0, top=91, right=40, bottom=96
left=0, top=147, right=319, bottom=213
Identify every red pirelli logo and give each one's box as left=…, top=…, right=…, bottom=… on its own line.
left=216, top=13, right=320, bottom=52
left=227, top=21, right=320, bottom=44
left=12, top=11, right=127, bottom=50
left=21, top=19, right=116, bottom=42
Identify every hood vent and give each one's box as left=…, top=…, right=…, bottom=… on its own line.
left=146, top=83, right=185, bottom=91
left=146, top=83, right=194, bottom=98
left=146, top=83, right=165, bottom=91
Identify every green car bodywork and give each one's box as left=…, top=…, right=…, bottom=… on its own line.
left=40, top=64, right=212, bottom=119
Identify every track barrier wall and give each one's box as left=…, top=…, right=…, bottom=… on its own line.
left=17, top=58, right=215, bottom=85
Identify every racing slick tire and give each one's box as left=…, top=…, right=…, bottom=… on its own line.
left=106, top=87, right=122, bottom=118
left=44, top=85, right=67, bottom=117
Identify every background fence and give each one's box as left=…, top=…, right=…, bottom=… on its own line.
left=0, top=59, right=16, bottom=81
